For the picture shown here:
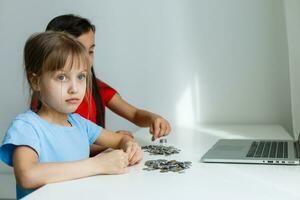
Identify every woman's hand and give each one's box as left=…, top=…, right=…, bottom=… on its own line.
left=122, top=141, right=143, bottom=166
left=93, top=150, right=129, bottom=174
left=150, top=116, right=171, bottom=140
left=106, top=94, right=171, bottom=139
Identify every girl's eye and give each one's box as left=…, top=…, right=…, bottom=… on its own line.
left=89, top=51, right=94, bottom=55
left=57, top=74, right=66, bottom=81
left=78, top=74, right=86, bottom=80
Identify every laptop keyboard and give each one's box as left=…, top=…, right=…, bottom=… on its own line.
left=246, top=141, right=288, bottom=158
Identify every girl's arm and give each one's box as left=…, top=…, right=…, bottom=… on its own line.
left=13, top=146, right=128, bottom=189
left=89, top=131, right=134, bottom=157
left=94, top=128, right=143, bottom=165
left=107, top=94, right=171, bottom=139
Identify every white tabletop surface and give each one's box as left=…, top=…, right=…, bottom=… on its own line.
left=23, top=125, right=300, bottom=200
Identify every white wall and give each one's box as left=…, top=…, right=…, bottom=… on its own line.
left=284, top=0, right=300, bottom=138
left=0, top=0, right=294, bottom=174
left=97, top=0, right=293, bottom=133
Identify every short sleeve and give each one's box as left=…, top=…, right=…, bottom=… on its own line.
left=97, top=79, right=118, bottom=106
left=71, top=114, right=102, bottom=145
left=0, top=120, right=40, bottom=166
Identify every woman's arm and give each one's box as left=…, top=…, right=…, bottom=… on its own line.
left=107, top=94, right=171, bottom=139
left=13, top=146, right=128, bottom=189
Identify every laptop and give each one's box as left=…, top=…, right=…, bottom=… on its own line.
left=201, top=134, right=300, bottom=165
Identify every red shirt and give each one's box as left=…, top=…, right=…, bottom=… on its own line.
left=31, top=79, right=117, bottom=125
left=76, top=79, right=117, bottom=124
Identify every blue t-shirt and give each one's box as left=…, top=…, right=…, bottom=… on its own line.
left=0, top=110, right=102, bottom=199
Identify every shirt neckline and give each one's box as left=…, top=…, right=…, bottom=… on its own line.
left=28, top=110, right=76, bottom=129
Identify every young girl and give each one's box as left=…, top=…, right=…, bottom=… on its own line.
left=31, top=14, right=171, bottom=156
left=0, top=31, right=143, bottom=199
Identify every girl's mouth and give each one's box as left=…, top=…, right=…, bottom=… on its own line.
left=65, top=98, right=80, bottom=104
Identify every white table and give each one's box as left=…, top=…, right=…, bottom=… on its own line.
left=23, top=125, right=300, bottom=200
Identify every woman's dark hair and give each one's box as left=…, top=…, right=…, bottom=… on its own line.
left=45, top=14, right=104, bottom=127
left=46, top=14, right=95, bottom=37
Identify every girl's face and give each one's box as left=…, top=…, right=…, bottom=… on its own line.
left=77, top=30, right=95, bottom=68
left=37, top=57, right=88, bottom=115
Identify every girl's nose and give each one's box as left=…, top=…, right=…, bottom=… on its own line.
left=68, top=80, right=78, bottom=94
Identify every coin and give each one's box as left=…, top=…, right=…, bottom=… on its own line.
left=142, top=145, right=181, bottom=156
left=151, top=136, right=155, bottom=141
left=143, top=159, right=192, bottom=173
left=159, top=138, right=167, bottom=144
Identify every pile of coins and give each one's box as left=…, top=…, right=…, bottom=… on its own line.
left=143, top=159, right=192, bottom=173
left=142, top=145, right=181, bottom=156
left=143, top=137, right=192, bottom=173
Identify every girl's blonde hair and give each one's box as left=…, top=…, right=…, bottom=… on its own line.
left=24, top=31, right=92, bottom=108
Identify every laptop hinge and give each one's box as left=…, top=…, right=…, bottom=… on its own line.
left=294, top=137, right=300, bottom=158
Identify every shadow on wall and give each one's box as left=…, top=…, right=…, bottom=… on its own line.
left=172, top=0, right=292, bottom=133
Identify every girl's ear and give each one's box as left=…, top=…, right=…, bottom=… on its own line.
left=29, top=73, right=40, bottom=91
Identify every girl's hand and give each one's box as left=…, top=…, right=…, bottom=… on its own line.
left=150, top=116, right=171, bottom=140
left=116, top=130, right=134, bottom=139
left=93, top=150, right=129, bottom=174
left=123, top=141, right=143, bottom=166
